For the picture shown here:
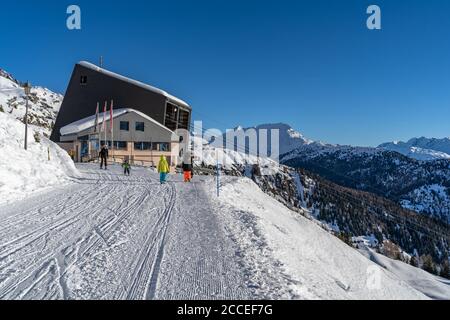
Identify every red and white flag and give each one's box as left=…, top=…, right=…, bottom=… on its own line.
left=110, top=100, right=114, bottom=133
left=102, top=101, right=107, bottom=132
left=94, top=102, right=99, bottom=133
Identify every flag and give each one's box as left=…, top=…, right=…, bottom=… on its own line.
left=110, top=100, right=114, bottom=133
left=102, top=101, right=107, bottom=132
left=94, top=102, right=99, bottom=133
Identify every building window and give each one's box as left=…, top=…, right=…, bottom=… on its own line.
left=165, top=103, right=179, bottom=131
left=80, top=76, right=87, bottom=85
left=135, top=122, right=145, bottom=132
left=158, top=143, right=170, bottom=152
left=120, top=121, right=129, bottom=131
left=134, top=142, right=152, bottom=151
left=109, top=141, right=127, bottom=150
left=178, top=109, right=190, bottom=130
left=78, top=135, right=89, bottom=141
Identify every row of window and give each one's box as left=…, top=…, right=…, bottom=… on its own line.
left=101, top=141, right=127, bottom=150
left=100, top=141, right=170, bottom=151
left=120, top=121, right=145, bottom=132
left=134, top=142, right=170, bottom=152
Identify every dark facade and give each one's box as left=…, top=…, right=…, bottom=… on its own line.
left=51, top=61, right=191, bottom=142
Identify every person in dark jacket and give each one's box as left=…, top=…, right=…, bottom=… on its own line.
left=99, top=145, right=109, bottom=170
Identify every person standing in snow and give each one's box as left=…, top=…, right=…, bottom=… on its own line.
left=122, top=159, right=131, bottom=176
left=182, top=152, right=194, bottom=183
left=182, top=161, right=193, bottom=182
left=99, top=145, right=109, bottom=170
left=157, top=155, right=170, bottom=184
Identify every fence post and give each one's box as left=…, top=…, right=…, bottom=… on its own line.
left=216, top=149, right=220, bottom=197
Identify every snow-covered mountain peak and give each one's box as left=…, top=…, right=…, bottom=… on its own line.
left=287, top=128, right=302, bottom=139
left=223, top=123, right=317, bottom=156
left=260, top=123, right=314, bottom=144
left=0, top=69, right=19, bottom=85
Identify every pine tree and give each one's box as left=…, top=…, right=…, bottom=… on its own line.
left=421, top=255, right=437, bottom=275
left=410, top=255, right=419, bottom=267
left=440, top=260, right=450, bottom=279
left=338, top=232, right=352, bottom=246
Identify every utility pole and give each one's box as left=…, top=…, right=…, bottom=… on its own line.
left=100, top=56, right=104, bottom=68
left=150, top=139, right=154, bottom=168
left=23, top=82, right=31, bottom=150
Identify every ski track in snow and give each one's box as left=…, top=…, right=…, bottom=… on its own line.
left=0, top=164, right=435, bottom=300
left=0, top=164, right=252, bottom=300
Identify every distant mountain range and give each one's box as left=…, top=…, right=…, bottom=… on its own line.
left=379, top=137, right=450, bottom=161
left=217, top=123, right=450, bottom=224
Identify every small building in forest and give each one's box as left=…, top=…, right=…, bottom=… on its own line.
left=59, top=108, right=180, bottom=168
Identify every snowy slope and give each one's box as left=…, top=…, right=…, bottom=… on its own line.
left=207, top=176, right=432, bottom=299
left=281, top=142, right=381, bottom=162
left=0, top=112, right=78, bottom=204
left=0, top=164, right=437, bottom=300
left=194, top=136, right=280, bottom=175
left=379, top=138, right=450, bottom=161
left=400, top=184, right=450, bottom=223
left=0, top=69, right=62, bottom=136
left=358, top=247, right=450, bottom=300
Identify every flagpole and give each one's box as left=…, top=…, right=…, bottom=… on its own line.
left=110, top=100, right=114, bottom=161
left=95, top=102, right=100, bottom=160
left=103, top=101, right=107, bottom=149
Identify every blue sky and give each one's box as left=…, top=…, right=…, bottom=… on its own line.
left=1, top=0, right=449, bottom=146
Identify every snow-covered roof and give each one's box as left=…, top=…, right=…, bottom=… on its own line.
left=77, top=61, right=191, bottom=109
left=60, top=108, right=176, bottom=136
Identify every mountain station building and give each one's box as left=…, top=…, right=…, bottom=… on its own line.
left=59, top=108, right=181, bottom=167
left=52, top=61, right=192, bottom=168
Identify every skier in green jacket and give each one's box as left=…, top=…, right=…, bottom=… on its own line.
left=122, top=159, right=131, bottom=176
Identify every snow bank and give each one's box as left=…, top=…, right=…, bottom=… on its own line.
left=0, top=112, right=78, bottom=204
left=208, top=176, right=430, bottom=300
